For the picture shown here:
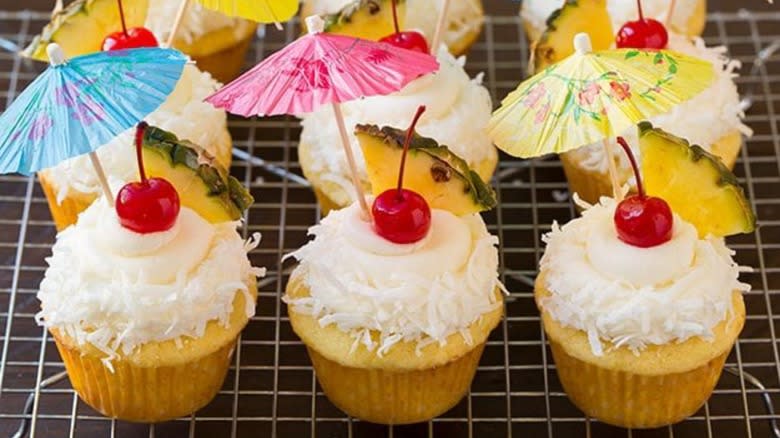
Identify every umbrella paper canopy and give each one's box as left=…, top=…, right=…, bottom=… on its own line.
left=206, top=17, right=440, bottom=117
left=196, top=0, right=298, bottom=25
left=207, top=15, right=439, bottom=217
left=488, top=33, right=715, bottom=158
left=0, top=45, right=187, bottom=175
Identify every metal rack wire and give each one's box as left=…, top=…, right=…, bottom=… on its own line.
left=0, top=7, right=779, bottom=438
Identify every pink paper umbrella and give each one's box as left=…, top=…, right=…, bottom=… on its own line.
left=206, top=15, right=439, bottom=217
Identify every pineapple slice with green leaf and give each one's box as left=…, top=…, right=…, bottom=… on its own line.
left=356, top=124, right=496, bottom=216
left=311, top=0, right=402, bottom=41
left=639, top=122, right=755, bottom=238
left=22, top=0, right=149, bottom=61
left=532, top=0, right=614, bottom=72
left=142, top=126, right=253, bottom=224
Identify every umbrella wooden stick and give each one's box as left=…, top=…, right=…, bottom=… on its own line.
left=47, top=44, right=115, bottom=206
left=602, top=139, right=623, bottom=201
left=88, top=152, right=115, bottom=206
left=261, top=1, right=284, bottom=31
left=430, top=0, right=451, bottom=54
left=664, top=0, right=677, bottom=26
left=332, top=103, right=370, bottom=219
left=167, top=0, right=190, bottom=48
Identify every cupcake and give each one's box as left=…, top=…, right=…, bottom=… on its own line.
left=285, top=115, right=503, bottom=424
left=536, top=125, right=755, bottom=428
left=299, top=46, right=497, bottom=215
left=36, top=124, right=262, bottom=423
left=561, top=33, right=749, bottom=205
left=39, top=64, right=232, bottom=231
left=146, top=0, right=257, bottom=83
left=521, top=0, right=706, bottom=44
left=302, top=0, right=484, bottom=55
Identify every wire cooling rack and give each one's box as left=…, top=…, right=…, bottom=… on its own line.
left=1, top=6, right=780, bottom=438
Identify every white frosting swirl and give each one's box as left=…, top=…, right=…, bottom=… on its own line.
left=539, top=198, right=750, bottom=356
left=146, top=0, right=246, bottom=44
left=45, top=65, right=229, bottom=203
left=570, top=33, right=749, bottom=177
left=284, top=202, right=503, bottom=356
left=521, top=0, right=699, bottom=39
left=36, top=199, right=265, bottom=365
left=299, top=47, right=494, bottom=202
left=306, top=0, right=483, bottom=50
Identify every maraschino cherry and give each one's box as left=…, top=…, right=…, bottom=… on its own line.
left=379, top=0, right=429, bottom=53
left=116, top=122, right=180, bottom=234
left=372, top=105, right=432, bottom=244
left=615, top=0, right=669, bottom=50
left=613, top=137, right=673, bottom=248
left=102, top=0, right=158, bottom=51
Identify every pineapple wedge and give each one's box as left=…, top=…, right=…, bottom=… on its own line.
left=314, top=0, right=402, bottom=41
left=532, top=0, right=613, bottom=72
left=142, top=126, right=253, bottom=224
left=639, top=122, right=755, bottom=238
left=22, top=0, right=149, bottom=61
left=356, top=124, right=496, bottom=216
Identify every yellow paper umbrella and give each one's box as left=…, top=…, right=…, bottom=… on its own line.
left=168, top=0, right=298, bottom=44
left=488, top=33, right=715, bottom=159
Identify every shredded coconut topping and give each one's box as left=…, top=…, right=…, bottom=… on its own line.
left=36, top=200, right=265, bottom=368
left=284, top=203, right=503, bottom=356
left=539, top=197, right=750, bottom=356
left=146, top=0, right=246, bottom=44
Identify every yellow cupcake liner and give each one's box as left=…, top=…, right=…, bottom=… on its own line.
left=53, top=331, right=236, bottom=423
left=307, top=343, right=485, bottom=425
left=560, top=130, right=742, bottom=208
left=191, top=35, right=254, bottom=84
left=549, top=337, right=729, bottom=429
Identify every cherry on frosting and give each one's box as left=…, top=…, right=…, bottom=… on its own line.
left=613, top=136, right=673, bottom=248
left=116, top=122, right=180, bottom=234
left=102, top=0, right=159, bottom=51
left=372, top=105, right=432, bottom=244
left=378, top=0, right=429, bottom=53
left=615, top=0, right=669, bottom=50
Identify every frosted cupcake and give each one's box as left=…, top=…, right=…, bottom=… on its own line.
left=299, top=46, right=497, bottom=214
left=536, top=126, right=754, bottom=428
left=146, top=0, right=257, bottom=83
left=521, top=0, right=706, bottom=44
left=286, top=114, right=503, bottom=424
left=302, top=0, right=483, bottom=55
left=561, top=33, right=749, bottom=205
left=37, top=124, right=263, bottom=422
left=39, top=65, right=232, bottom=230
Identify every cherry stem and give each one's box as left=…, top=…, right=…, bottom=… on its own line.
left=397, top=105, right=427, bottom=199
left=636, top=0, right=645, bottom=21
left=135, top=122, right=148, bottom=184
left=390, top=0, right=400, bottom=35
left=117, top=0, right=129, bottom=37
left=616, top=136, right=644, bottom=198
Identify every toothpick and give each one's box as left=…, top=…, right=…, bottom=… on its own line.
left=88, top=152, right=114, bottom=206
left=664, top=0, right=677, bottom=27
left=602, top=139, right=623, bottom=201
left=52, top=0, right=64, bottom=17
left=261, top=1, right=284, bottom=31
left=430, top=0, right=451, bottom=54
left=331, top=103, right=370, bottom=219
left=167, top=0, right=190, bottom=49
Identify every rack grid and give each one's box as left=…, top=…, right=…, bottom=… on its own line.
left=1, top=6, right=780, bottom=438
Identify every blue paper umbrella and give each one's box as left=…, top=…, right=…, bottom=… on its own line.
left=0, top=45, right=187, bottom=176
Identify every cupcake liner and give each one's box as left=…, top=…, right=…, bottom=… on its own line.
left=307, top=343, right=485, bottom=425
left=192, top=35, right=254, bottom=84
left=549, top=338, right=729, bottom=429
left=53, top=331, right=236, bottom=423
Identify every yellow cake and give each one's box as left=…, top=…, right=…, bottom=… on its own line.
left=288, top=279, right=502, bottom=424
